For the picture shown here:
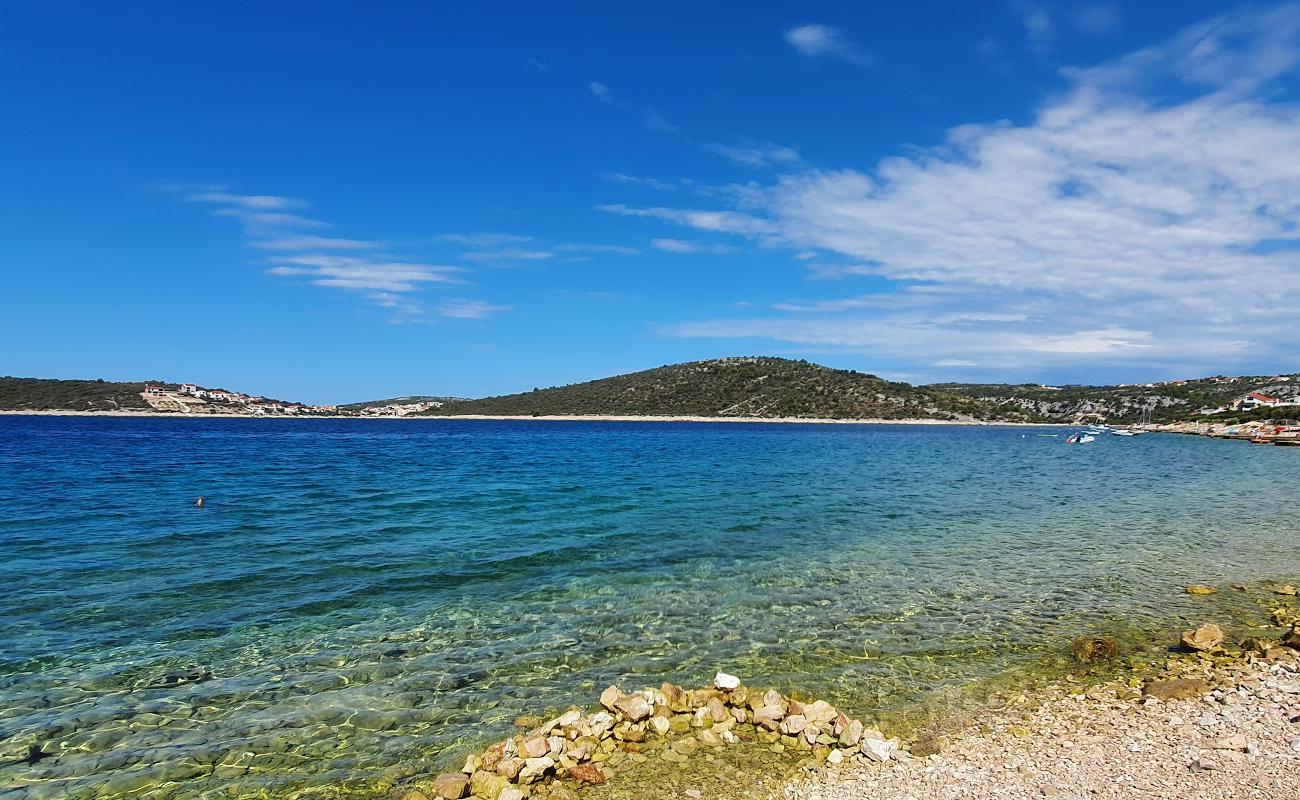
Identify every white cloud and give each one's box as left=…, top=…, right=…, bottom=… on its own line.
left=589, top=81, right=614, bottom=104
left=1009, top=1, right=1056, bottom=54
left=605, top=173, right=678, bottom=190
left=266, top=254, right=462, bottom=292
left=597, top=204, right=776, bottom=236
left=461, top=248, right=555, bottom=262
left=437, top=299, right=511, bottom=319
left=784, top=23, right=873, bottom=65
left=640, top=5, right=1300, bottom=378
left=214, top=209, right=329, bottom=230
left=556, top=243, right=640, bottom=255
left=251, top=235, right=378, bottom=251
left=703, top=140, right=801, bottom=168
left=179, top=188, right=472, bottom=318
left=437, top=233, right=534, bottom=247
left=189, top=191, right=295, bottom=210
left=650, top=238, right=736, bottom=255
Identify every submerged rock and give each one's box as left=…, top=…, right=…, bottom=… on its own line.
left=568, top=762, right=606, bottom=784
left=1180, top=623, right=1224, bottom=652
left=1273, top=584, right=1298, bottom=596
left=1069, top=635, right=1118, bottom=663
left=1185, top=585, right=1218, bottom=595
left=1144, top=678, right=1210, bottom=700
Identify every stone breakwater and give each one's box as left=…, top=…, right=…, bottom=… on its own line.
left=398, top=672, right=908, bottom=800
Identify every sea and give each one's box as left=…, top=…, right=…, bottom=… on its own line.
left=1, top=416, right=1298, bottom=799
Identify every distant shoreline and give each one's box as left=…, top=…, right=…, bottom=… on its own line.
left=0, top=409, right=1061, bottom=426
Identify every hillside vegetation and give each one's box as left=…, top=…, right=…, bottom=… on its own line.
left=426, top=357, right=1035, bottom=421
left=0, top=378, right=158, bottom=411
left=932, top=374, right=1300, bottom=423
left=339, top=395, right=465, bottom=411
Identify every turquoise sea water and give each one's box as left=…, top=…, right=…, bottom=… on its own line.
left=1, top=416, right=1298, bottom=799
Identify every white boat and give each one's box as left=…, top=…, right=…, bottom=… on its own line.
left=1065, top=432, right=1096, bottom=444
left=1111, top=429, right=1141, bottom=436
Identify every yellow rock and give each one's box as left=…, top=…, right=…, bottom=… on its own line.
left=1185, top=585, right=1217, bottom=595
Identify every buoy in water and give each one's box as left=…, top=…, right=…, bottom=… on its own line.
left=195, top=496, right=205, bottom=509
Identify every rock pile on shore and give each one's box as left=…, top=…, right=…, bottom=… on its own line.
left=400, top=673, right=905, bottom=800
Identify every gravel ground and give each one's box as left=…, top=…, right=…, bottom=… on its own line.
left=791, top=656, right=1300, bottom=800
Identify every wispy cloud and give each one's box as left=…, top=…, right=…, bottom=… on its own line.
left=589, top=81, right=614, bottom=105
left=587, top=80, right=679, bottom=135
left=604, top=173, right=678, bottom=191
left=1009, top=1, right=1056, bottom=54
left=188, top=191, right=296, bottom=210
left=643, top=109, right=680, bottom=134
left=651, top=238, right=737, bottom=255
left=631, top=5, right=1300, bottom=378
left=461, top=248, right=555, bottom=262
left=437, top=299, right=512, bottom=319
left=702, top=140, right=801, bottom=168
left=251, top=235, right=379, bottom=251
left=440, top=231, right=639, bottom=262
left=437, top=233, right=534, bottom=247
left=597, top=204, right=776, bottom=236
left=556, top=243, right=640, bottom=255
left=784, top=23, right=873, bottom=65
left=1073, top=5, right=1119, bottom=36
left=180, top=188, right=475, bottom=319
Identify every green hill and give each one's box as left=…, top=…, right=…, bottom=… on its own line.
left=0, top=377, right=159, bottom=411
left=426, top=357, right=1035, bottom=421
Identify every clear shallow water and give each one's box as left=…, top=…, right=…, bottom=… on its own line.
left=1, top=416, right=1297, bottom=799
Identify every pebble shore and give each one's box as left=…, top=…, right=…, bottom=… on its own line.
left=793, top=639, right=1300, bottom=800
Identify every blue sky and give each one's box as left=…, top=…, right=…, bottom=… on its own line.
left=3, top=1, right=1299, bottom=403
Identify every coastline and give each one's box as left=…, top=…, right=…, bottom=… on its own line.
left=0, top=409, right=1059, bottom=426
left=391, top=585, right=1300, bottom=800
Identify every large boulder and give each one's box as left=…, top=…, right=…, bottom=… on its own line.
left=861, top=736, right=896, bottom=762
left=470, top=770, right=508, bottom=800
left=1180, top=623, right=1224, bottom=652
left=518, top=756, right=555, bottom=784
left=614, top=693, right=653, bottom=722
left=520, top=737, right=549, bottom=759
left=660, top=683, right=690, bottom=712
left=429, top=773, right=469, bottom=800
left=838, top=718, right=864, bottom=748
left=753, top=705, right=784, bottom=730
left=598, top=686, right=622, bottom=711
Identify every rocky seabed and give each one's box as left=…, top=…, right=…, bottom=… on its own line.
left=399, top=672, right=908, bottom=800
